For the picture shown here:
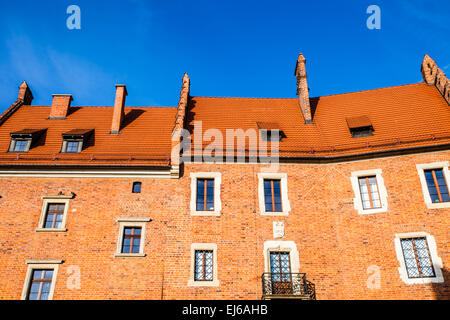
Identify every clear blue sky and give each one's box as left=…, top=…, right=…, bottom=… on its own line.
left=0, top=0, right=449, bottom=111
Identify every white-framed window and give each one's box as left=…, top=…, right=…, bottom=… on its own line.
left=188, top=243, right=219, bottom=287
left=114, top=218, right=151, bottom=257
left=416, top=162, right=450, bottom=209
left=258, top=173, right=291, bottom=216
left=36, top=195, right=73, bottom=232
left=350, top=169, right=388, bottom=215
left=190, top=172, right=222, bottom=216
left=21, top=260, right=63, bottom=300
left=394, top=232, right=444, bottom=284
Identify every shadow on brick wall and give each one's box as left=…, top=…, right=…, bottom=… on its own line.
left=432, top=267, right=450, bottom=300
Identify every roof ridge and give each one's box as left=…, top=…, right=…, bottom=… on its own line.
left=191, top=82, right=426, bottom=101
left=310, top=82, right=425, bottom=99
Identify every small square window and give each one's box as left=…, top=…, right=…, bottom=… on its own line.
left=13, top=140, right=28, bottom=152
left=350, top=127, right=373, bottom=138
left=132, top=182, right=142, bottom=193
left=65, top=141, right=80, bottom=153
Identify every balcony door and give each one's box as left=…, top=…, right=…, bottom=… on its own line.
left=270, top=251, right=293, bottom=295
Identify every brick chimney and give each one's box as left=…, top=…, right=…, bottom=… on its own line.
left=18, top=81, right=33, bottom=105
left=50, top=94, right=73, bottom=119
left=110, top=85, right=128, bottom=134
left=294, top=53, right=313, bottom=124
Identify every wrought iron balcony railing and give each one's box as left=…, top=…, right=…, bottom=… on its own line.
left=261, top=273, right=316, bottom=300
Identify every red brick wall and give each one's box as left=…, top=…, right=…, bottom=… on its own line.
left=0, top=150, right=449, bottom=299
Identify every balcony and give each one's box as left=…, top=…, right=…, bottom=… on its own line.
left=261, top=273, right=316, bottom=300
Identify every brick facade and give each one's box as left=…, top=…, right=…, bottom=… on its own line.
left=0, top=53, right=449, bottom=300
left=0, top=151, right=448, bottom=299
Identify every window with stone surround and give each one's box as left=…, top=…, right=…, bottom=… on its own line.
left=416, top=162, right=450, bottom=209
left=358, top=176, right=382, bottom=210
left=350, top=169, right=388, bottom=215
left=22, top=260, right=62, bottom=300
left=258, top=173, right=290, bottom=216
left=394, top=232, right=444, bottom=284
left=194, top=250, right=214, bottom=281
left=190, top=172, right=222, bottom=216
left=114, top=218, right=151, bottom=257
left=36, top=194, right=73, bottom=232
left=188, top=243, right=219, bottom=287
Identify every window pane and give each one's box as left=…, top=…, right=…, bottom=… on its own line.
left=132, top=182, right=141, bottom=193
left=196, top=202, right=204, bottom=211
left=66, top=141, right=79, bottom=152
left=40, top=292, right=49, bottom=300
left=14, top=140, right=27, bottom=151
left=28, top=292, right=39, bottom=300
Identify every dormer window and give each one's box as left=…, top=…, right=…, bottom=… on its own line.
left=9, top=129, right=46, bottom=153
left=346, top=116, right=374, bottom=138
left=61, top=129, right=93, bottom=154
left=257, top=122, right=284, bottom=141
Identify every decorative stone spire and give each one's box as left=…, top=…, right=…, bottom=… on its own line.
left=421, top=54, right=450, bottom=105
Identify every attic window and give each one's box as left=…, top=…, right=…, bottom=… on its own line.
left=61, top=129, right=93, bottom=154
left=9, top=129, right=46, bottom=153
left=257, top=122, right=284, bottom=141
left=346, top=116, right=374, bottom=138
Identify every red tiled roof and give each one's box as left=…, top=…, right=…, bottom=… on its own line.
left=187, top=83, right=450, bottom=158
left=0, top=105, right=177, bottom=167
left=1, top=82, right=449, bottom=166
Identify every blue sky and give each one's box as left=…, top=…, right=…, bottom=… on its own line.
left=0, top=0, right=449, bottom=111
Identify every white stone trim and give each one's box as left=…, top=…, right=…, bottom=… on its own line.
left=189, top=172, right=222, bottom=216
left=394, top=232, right=444, bottom=284
left=21, top=260, right=62, bottom=300
left=114, top=219, right=150, bottom=257
left=350, top=169, right=388, bottom=215
left=416, top=161, right=450, bottom=209
left=36, top=196, right=72, bottom=232
left=188, top=243, right=219, bottom=287
left=257, top=173, right=290, bottom=216
left=263, top=241, right=300, bottom=273
left=0, top=169, right=173, bottom=179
